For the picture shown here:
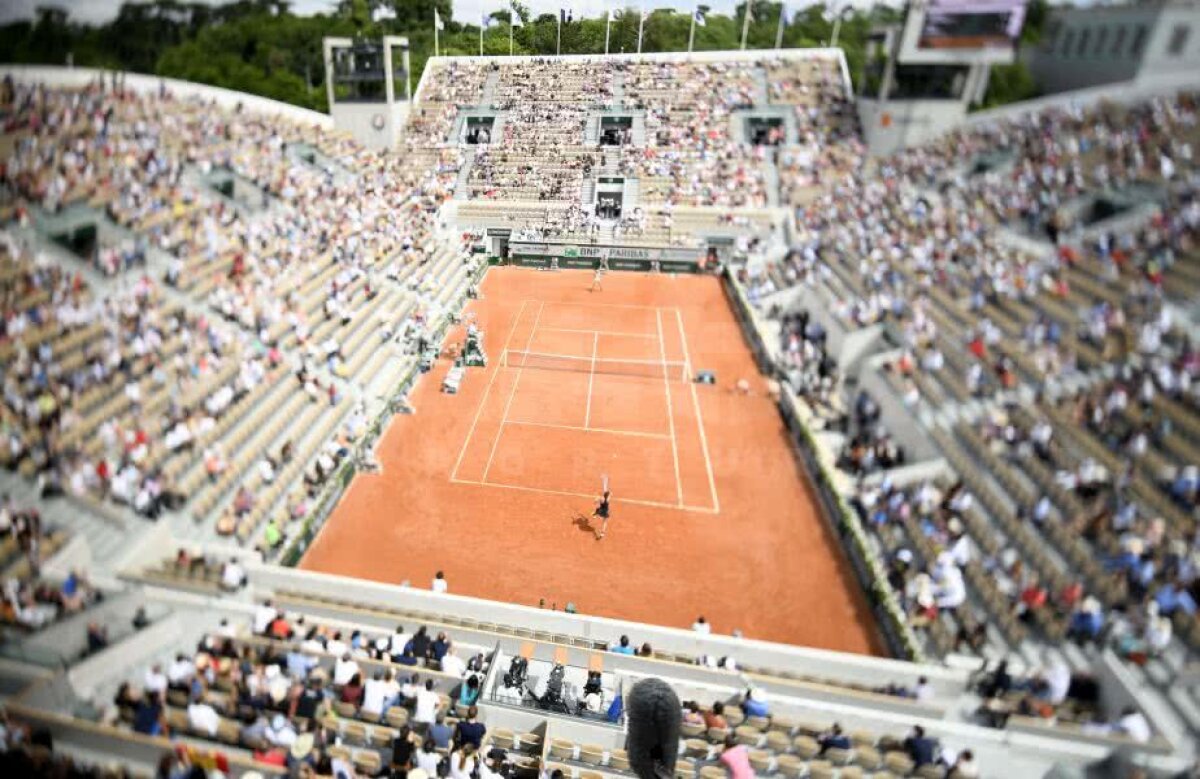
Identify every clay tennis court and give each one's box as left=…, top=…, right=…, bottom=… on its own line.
left=301, top=267, right=882, bottom=654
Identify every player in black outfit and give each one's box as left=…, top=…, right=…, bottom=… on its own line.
left=593, top=489, right=612, bottom=540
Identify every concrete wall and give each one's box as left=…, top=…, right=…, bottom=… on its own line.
left=1025, top=4, right=1154, bottom=94
left=0, top=65, right=332, bottom=128
left=1137, top=6, right=1200, bottom=80
left=329, top=99, right=411, bottom=150
left=857, top=97, right=970, bottom=157
left=247, top=563, right=967, bottom=694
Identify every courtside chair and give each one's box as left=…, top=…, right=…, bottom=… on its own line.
left=699, top=766, right=725, bottom=779
left=550, top=739, right=574, bottom=761
left=681, top=722, right=706, bottom=739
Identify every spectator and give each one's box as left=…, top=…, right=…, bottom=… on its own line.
left=432, top=571, right=448, bottom=594
left=818, top=723, right=851, bottom=753
left=904, top=725, right=939, bottom=767
left=719, top=735, right=754, bottom=779
left=414, top=680, right=441, bottom=725
left=949, top=750, right=980, bottom=778
left=741, top=688, right=769, bottom=718
left=391, top=725, right=418, bottom=773
left=703, top=701, right=728, bottom=730
left=692, top=615, right=711, bottom=634
left=429, top=712, right=454, bottom=750
left=448, top=743, right=479, bottom=779
left=415, top=738, right=443, bottom=775
left=455, top=705, right=486, bottom=748
left=611, top=635, right=636, bottom=655
left=85, top=622, right=108, bottom=654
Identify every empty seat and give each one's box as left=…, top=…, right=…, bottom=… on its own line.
left=793, top=736, right=820, bottom=760
left=579, top=745, right=604, bottom=766
left=884, top=752, right=915, bottom=776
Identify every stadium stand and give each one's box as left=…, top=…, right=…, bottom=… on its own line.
left=0, top=47, right=1197, bottom=776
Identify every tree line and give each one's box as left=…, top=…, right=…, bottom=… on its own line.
left=0, top=0, right=1044, bottom=113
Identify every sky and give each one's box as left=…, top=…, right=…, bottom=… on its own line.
left=0, top=0, right=895, bottom=27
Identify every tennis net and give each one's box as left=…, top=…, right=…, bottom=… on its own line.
left=501, top=350, right=689, bottom=382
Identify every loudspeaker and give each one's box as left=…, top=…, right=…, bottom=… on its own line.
left=694, top=370, right=717, bottom=385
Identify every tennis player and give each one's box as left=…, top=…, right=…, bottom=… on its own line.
left=593, top=489, right=612, bottom=540
left=589, top=265, right=604, bottom=292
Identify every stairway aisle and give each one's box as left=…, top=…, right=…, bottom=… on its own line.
left=453, top=148, right=478, bottom=200
left=480, top=71, right=500, bottom=107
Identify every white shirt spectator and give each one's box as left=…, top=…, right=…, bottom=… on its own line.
left=333, top=655, right=360, bottom=686
left=363, top=675, right=400, bottom=716
left=414, top=686, right=440, bottom=724
left=253, top=602, right=277, bottom=635
left=222, top=561, right=245, bottom=590
left=432, top=574, right=448, bottom=594
left=440, top=649, right=467, bottom=679
left=144, top=666, right=168, bottom=695
left=692, top=618, right=711, bottom=634
left=187, top=701, right=220, bottom=736
left=1043, top=662, right=1071, bottom=706
left=1115, top=710, right=1151, bottom=742
left=167, top=657, right=195, bottom=686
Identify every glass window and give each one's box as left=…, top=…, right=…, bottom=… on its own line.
left=1062, top=29, right=1075, bottom=56
left=1168, top=24, right=1190, bottom=56
left=1112, top=26, right=1127, bottom=56
left=1095, top=27, right=1109, bottom=55
left=1131, top=25, right=1148, bottom=55
left=1077, top=28, right=1091, bottom=57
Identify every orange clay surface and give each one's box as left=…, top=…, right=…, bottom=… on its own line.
left=301, top=267, right=883, bottom=654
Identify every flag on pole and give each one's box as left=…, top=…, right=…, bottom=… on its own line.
left=739, top=0, right=753, bottom=49
left=510, top=2, right=522, bottom=25
left=559, top=7, right=573, bottom=23
left=693, top=8, right=706, bottom=26
left=434, top=8, right=443, bottom=57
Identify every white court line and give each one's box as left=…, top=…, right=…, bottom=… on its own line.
left=531, top=299, right=666, bottom=312
left=657, top=309, right=684, bottom=508
left=585, top=331, right=598, bottom=429
left=450, top=476, right=718, bottom=515
left=450, top=299, right=528, bottom=481
left=539, top=326, right=658, bottom=340
left=675, top=307, right=721, bottom=514
left=481, top=302, right=544, bottom=482
left=505, top=419, right=672, bottom=440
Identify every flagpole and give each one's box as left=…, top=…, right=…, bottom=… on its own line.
left=510, top=7, right=514, bottom=55
left=637, top=1, right=645, bottom=54
left=740, top=0, right=752, bottom=50
left=687, top=8, right=697, bottom=54
left=604, top=9, right=611, bottom=56
left=479, top=10, right=484, bottom=56
left=557, top=12, right=562, bottom=56
left=775, top=4, right=785, bottom=49
left=434, top=10, right=440, bottom=58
